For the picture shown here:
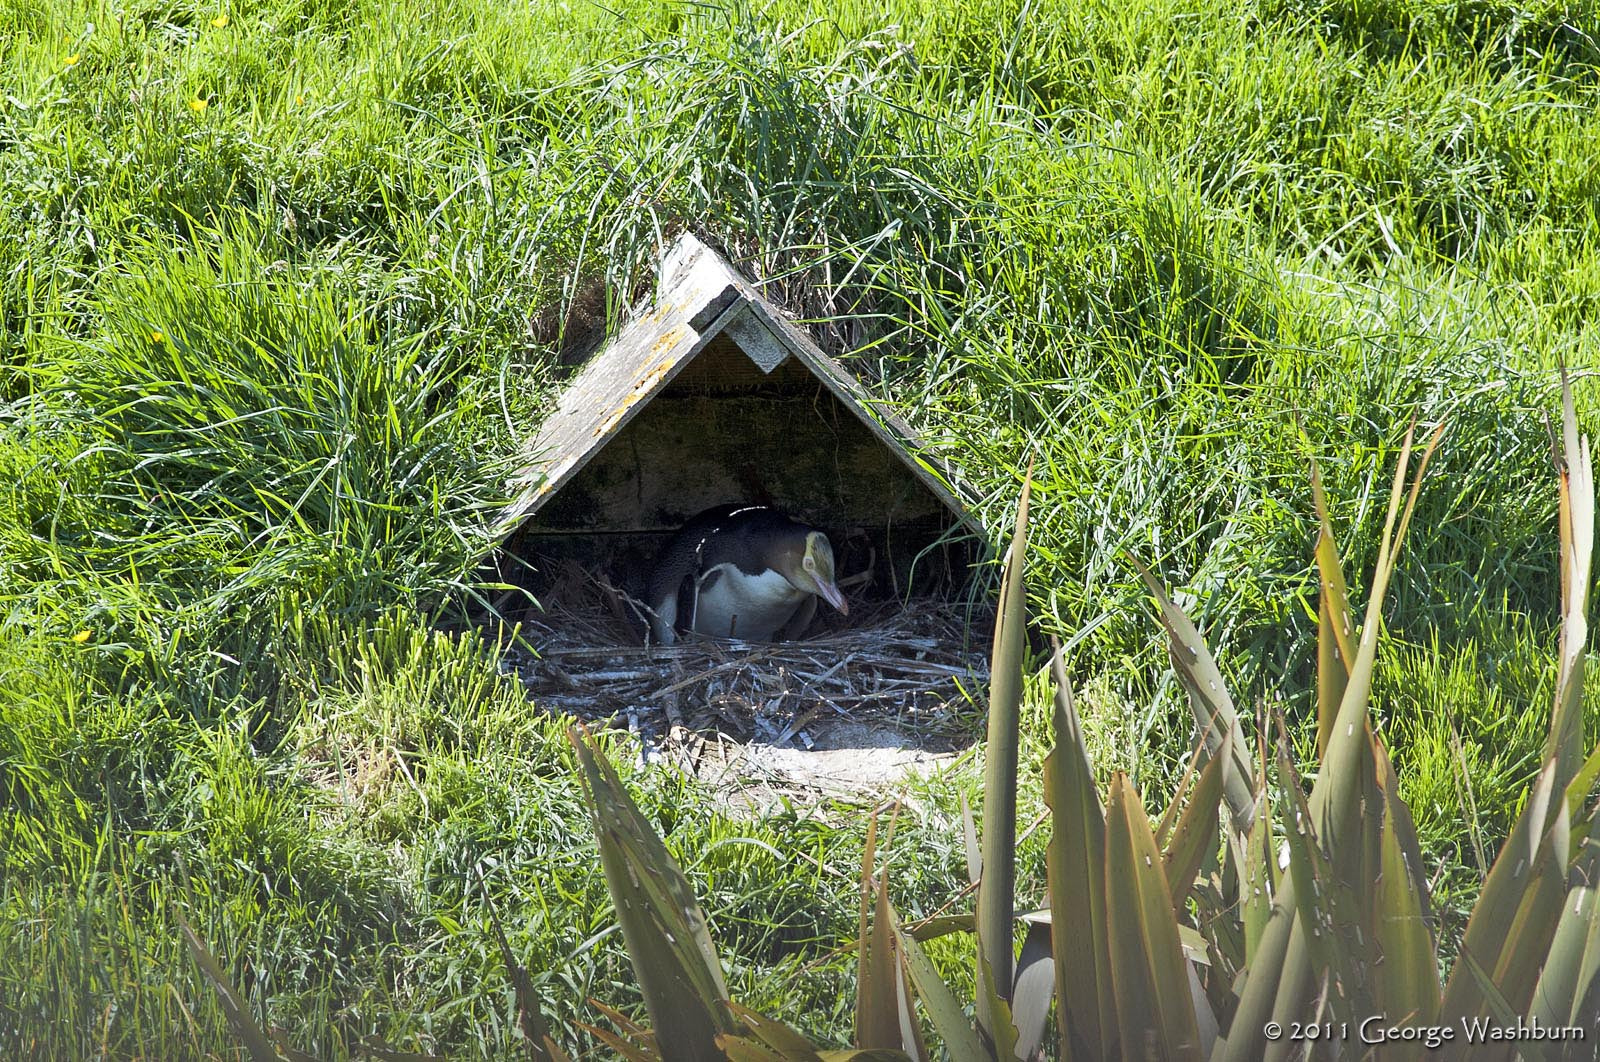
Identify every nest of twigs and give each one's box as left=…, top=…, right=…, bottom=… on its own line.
left=501, top=587, right=991, bottom=754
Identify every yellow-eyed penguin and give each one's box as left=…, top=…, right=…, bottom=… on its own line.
left=647, top=506, right=849, bottom=645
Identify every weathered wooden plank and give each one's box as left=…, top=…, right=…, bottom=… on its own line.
left=497, top=242, right=749, bottom=534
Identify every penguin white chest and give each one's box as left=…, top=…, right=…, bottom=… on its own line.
left=692, top=566, right=807, bottom=641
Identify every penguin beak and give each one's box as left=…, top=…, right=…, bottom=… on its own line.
left=813, top=574, right=848, bottom=615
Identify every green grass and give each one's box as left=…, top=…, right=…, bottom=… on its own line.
left=2, top=0, right=1598, bottom=1055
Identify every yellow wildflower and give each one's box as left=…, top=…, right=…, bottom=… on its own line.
left=72, top=630, right=92, bottom=644
left=210, top=13, right=228, bottom=27
left=189, top=97, right=208, bottom=113
left=150, top=330, right=164, bottom=343
left=63, top=53, right=81, bottom=67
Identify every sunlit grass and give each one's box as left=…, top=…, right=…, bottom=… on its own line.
left=2, top=0, right=1597, bottom=1054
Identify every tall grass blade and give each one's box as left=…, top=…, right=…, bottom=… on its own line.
left=1569, top=841, right=1600, bottom=1031
left=720, top=1040, right=794, bottom=1062
left=1163, top=739, right=1226, bottom=911
left=1103, top=773, right=1204, bottom=1060
left=582, top=1013, right=662, bottom=1062
left=893, top=924, right=991, bottom=1061
left=1371, top=742, right=1440, bottom=1031
left=725, top=1001, right=827, bottom=1055
left=1373, top=734, right=1436, bottom=931
left=1254, top=920, right=1311, bottom=1062
left=1563, top=742, right=1600, bottom=824
left=1272, top=735, right=1374, bottom=1025
left=1154, top=747, right=1202, bottom=850
left=1131, top=559, right=1256, bottom=835
left=977, top=461, right=1032, bottom=1040
left=856, top=812, right=893, bottom=1049
left=1043, top=645, right=1110, bottom=1061
left=724, top=1001, right=911, bottom=1061
left=1310, top=460, right=1355, bottom=758
left=1454, top=952, right=1524, bottom=1032
left=179, top=921, right=281, bottom=1062
left=1527, top=842, right=1600, bottom=1041
left=1185, top=961, right=1220, bottom=1060
left=356, top=1042, right=446, bottom=1061
left=960, top=792, right=982, bottom=886
left=480, top=872, right=568, bottom=1062
left=1549, top=371, right=1594, bottom=804
left=570, top=728, right=735, bottom=1060
left=888, top=887, right=930, bottom=1062
left=975, top=947, right=1020, bottom=1061
left=858, top=869, right=926, bottom=1058
left=1010, top=919, right=1054, bottom=1061
left=1237, top=774, right=1276, bottom=968
left=584, top=999, right=667, bottom=1059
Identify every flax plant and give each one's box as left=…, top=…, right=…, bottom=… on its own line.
left=552, top=381, right=1597, bottom=1060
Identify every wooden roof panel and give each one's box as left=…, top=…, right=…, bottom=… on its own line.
left=498, top=234, right=979, bottom=539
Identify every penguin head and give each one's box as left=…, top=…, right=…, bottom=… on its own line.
left=794, top=531, right=848, bottom=615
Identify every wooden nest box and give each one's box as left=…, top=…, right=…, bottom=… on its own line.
left=491, top=234, right=984, bottom=631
